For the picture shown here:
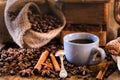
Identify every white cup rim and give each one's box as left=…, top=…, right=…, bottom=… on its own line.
left=64, top=32, right=99, bottom=46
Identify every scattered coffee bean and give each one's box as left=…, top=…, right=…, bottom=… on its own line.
left=0, top=38, right=115, bottom=78
left=9, top=70, right=16, bottom=76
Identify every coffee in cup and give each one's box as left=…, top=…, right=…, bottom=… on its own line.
left=64, top=32, right=106, bottom=66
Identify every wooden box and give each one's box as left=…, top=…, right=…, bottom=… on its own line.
left=58, top=0, right=109, bottom=3
left=58, top=0, right=109, bottom=24
left=57, top=0, right=110, bottom=46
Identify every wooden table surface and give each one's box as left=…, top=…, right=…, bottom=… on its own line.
left=0, top=71, right=119, bottom=80
left=0, top=76, right=95, bottom=80
left=107, top=70, right=120, bottom=80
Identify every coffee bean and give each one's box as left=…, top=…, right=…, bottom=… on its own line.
left=28, top=11, right=62, bottom=33
left=0, top=38, right=101, bottom=78
left=9, top=70, right=16, bottom=75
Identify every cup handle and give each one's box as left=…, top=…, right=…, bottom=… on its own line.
left=88, top=47, right=106, bottom=65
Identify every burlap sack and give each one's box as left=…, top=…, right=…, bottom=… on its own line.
left=4, top=0, right=66, bottom=48
left=0, top=0, right=13, bottom=50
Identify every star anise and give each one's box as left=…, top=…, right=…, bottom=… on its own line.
left=41, top=69, right=51, bottom=76
left=42, top=59, right=53, bottom=70
left=78, top=66, right=92, bottom=76
left=19, top=69, right=33, bottom=77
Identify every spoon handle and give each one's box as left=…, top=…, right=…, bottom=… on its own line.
left=59, top=56, right=67, bottom=78
left=60, top=56, right=64, bottom=70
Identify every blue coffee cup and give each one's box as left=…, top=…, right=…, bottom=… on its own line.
left=64, top=32, right=106, bottom=66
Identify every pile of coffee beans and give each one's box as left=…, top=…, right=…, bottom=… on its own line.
left=0, top=48, right=40, bottom=76
left=0, top=38, right=62, bottom=77
left=8, top=7, right=62, bottom=33
left=0, top=38, right=92, bottom=78
left=64, top=60, right=92, bottom=78
left=28, top=10, right=62, bottom=33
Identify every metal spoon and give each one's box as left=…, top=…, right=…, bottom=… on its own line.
left=55, top=50, right=67, bottom=78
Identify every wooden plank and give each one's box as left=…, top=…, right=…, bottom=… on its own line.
left=104, top=2, right=109, bottom=31
left=0, top=75, right=16, bottom=80
left=0, top=75, right=107, bottom=80
left=57, top=0, right=109, bottom=3
left=62, top=3, right=105, bottom=24
left=107, top=1, right=119, bottom=42
left=64, top=24, right=103, bottom=32
left=107, top=71, right=120, bottom=80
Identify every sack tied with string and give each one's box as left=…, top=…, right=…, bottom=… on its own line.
left=4, top=0, right=66, bottom=48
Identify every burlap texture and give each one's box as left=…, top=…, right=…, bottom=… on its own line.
left=4, top=0, right=66, bottom=48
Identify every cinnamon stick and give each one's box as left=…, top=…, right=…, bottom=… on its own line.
left=50, top=53, right=60, bottom=72
left=100, top=64, right=108, bottom=80
left=96, top=70, right=103, bottom=79
left=96, top=63, right=108, bottom=80
left=33, top=50, right=49, bottom=74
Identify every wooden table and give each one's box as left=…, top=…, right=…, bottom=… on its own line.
left=0, top=72, right=119, bottom=80
left=107, top=70, right=120, bottom=80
